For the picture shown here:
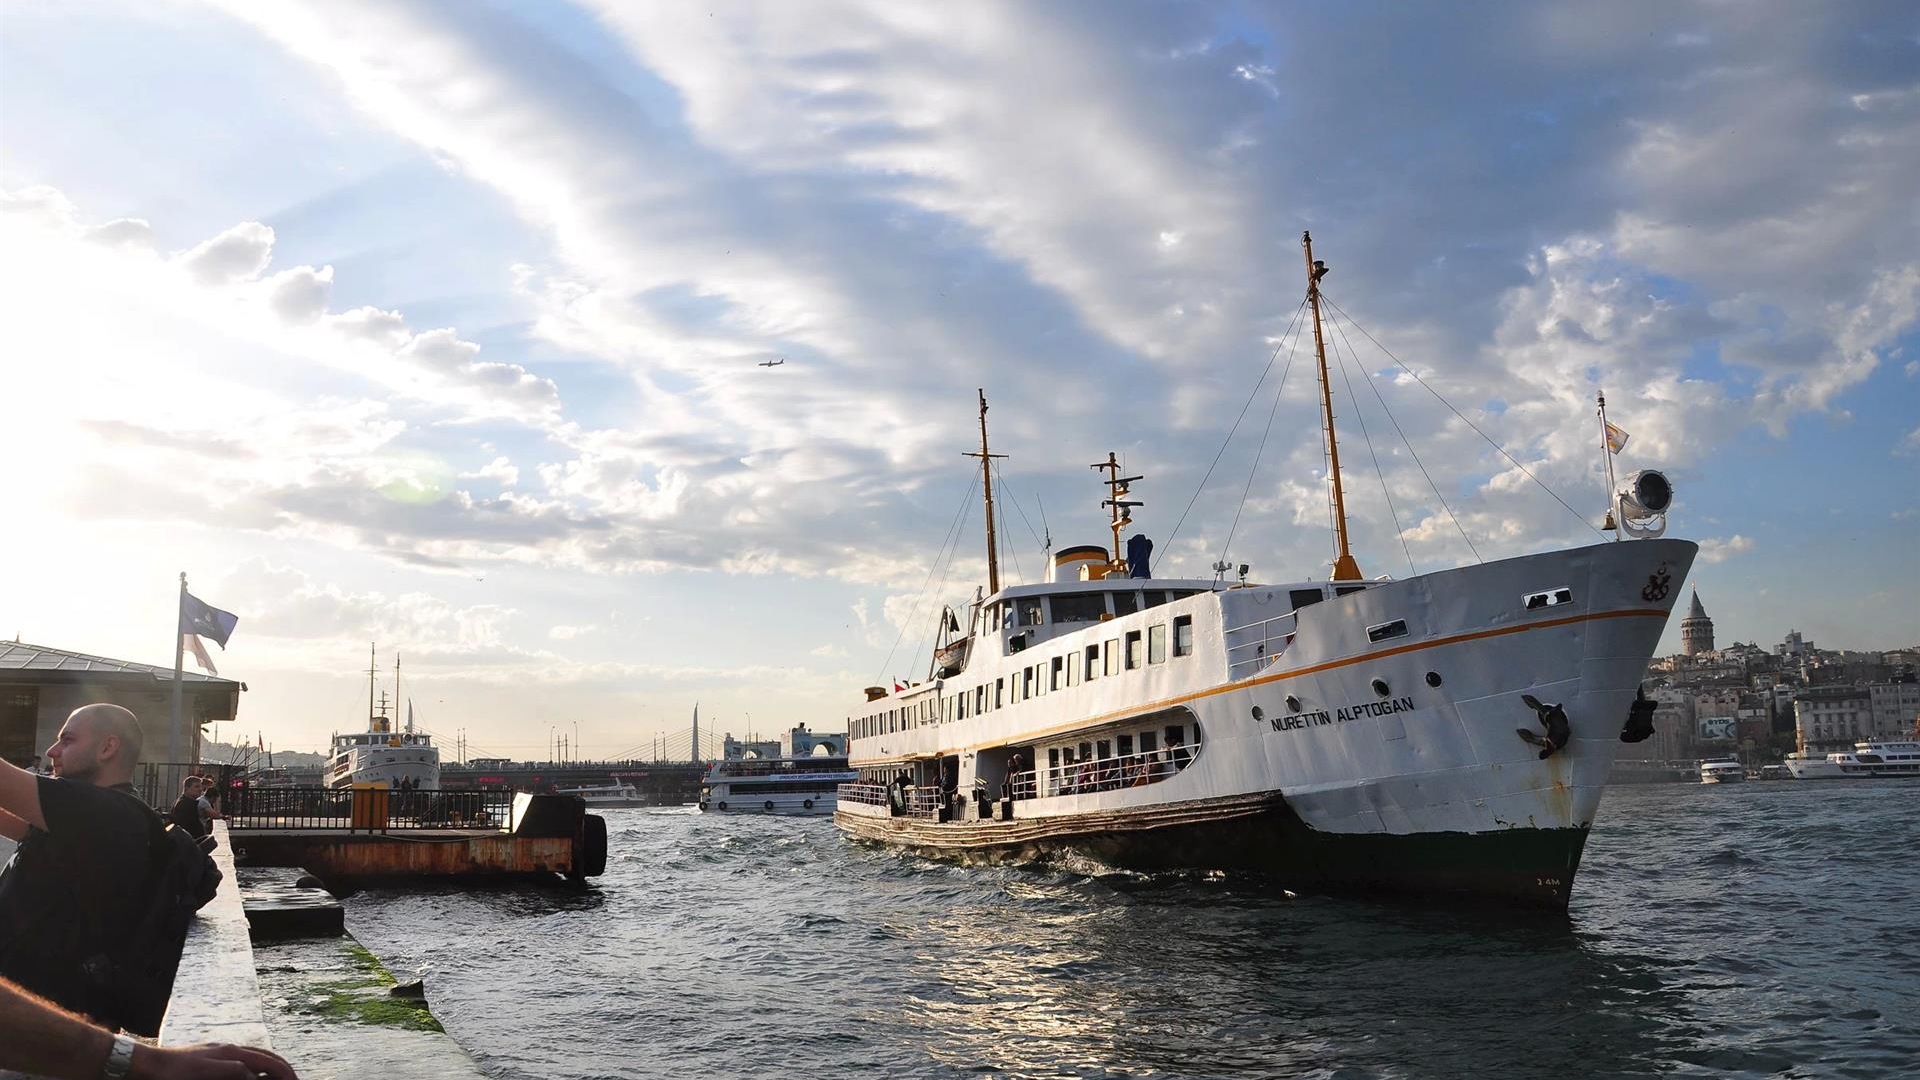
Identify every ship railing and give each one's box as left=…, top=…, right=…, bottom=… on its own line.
left=837, top=781, right=890, bottom=807
left=1224, top=612, right=1299, bottom=677
left=224, top=786, right=515, bottom=831
left=834, top=781, right=940, bottom=818
left=1039, top=742, right=1194, bottom=797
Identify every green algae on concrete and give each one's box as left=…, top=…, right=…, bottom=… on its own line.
left=305, top=941, right=442, bottom=1032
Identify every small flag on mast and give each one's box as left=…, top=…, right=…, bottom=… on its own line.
left=179, top=590, right=239, bottom=675
left=1604, top=421, right=1630, bottom=455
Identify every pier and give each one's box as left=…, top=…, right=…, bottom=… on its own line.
left=224, top=786, right=608, bottom=887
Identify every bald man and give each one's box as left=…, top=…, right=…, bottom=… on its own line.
left=0, top=704, right=166, bottom=1031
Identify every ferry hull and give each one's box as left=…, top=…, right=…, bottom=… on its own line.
left=837, top=794, right=1588, bottom=906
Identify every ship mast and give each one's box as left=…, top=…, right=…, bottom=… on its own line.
left=367, top=642, right=377, bottom=725
left=1092, top=452, right=1142, bottom=572
left=963, top=388, right=1007, bottom=595
left=1304, top=231, right=1362, bottom=581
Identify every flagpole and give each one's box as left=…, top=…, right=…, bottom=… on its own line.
left=171, top=571, right=187, bottom=768
left=1597, top=391, right=1621, bottom=541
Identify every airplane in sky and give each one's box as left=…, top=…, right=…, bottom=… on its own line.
left=758, top=358, right=785, bottom=368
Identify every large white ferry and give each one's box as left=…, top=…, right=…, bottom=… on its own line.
left=1784, top=739, right=1920, bottom=779
left=326, top=647, right=440, bottom=791
left=834, top=234, right=1697, bottom=907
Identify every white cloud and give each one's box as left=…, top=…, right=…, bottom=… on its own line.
left=177, top=221, right=276, bottom=284
left=1697, top=535, right=1755, bottom=564
left=462, top=456, right=520, bottom=487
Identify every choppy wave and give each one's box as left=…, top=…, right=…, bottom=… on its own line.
left=341, top=782, right=1920, bottom=1079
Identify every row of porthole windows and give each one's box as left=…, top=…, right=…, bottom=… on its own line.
left=848, top=616, right=1199, bottom=741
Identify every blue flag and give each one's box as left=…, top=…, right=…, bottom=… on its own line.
left=180, top=591, right=239, bottom=649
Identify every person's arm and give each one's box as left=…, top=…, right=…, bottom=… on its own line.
left=0, top=758, right=46, bottom=831
left=0, top=806, right=29, bottom=841
left=0, top=976, right=298, bottom=1079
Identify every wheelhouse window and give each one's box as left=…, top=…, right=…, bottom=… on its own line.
left=1148, top=624, right=1167, bottom=664
left=1173, top=615, right=1193, bottom=657
left=1290, top=588, right=1325, bottom=610
left=1053, top=594, right=1106, bottom=623
left=1143, top=590, right=1167, bottom=608
left=1019, top=601, right=1045, bottom=626
left=1112, top=591, right=1140, bottom=617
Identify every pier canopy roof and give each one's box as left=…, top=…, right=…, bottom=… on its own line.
left=0, top=640, right=243, bottom=688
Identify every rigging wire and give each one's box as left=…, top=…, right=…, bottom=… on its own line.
left=874, top=471, right=979, bottom=684
left=1321, top=295, right=1607, bottom=539
left=912, top=481, right=981, bottom=678
left=1165, top=298, right=1310, bottom=564
left=1323, top=301, right=1482, bottom=563
left=1323, top=304, right=1417, bottom=577
left=992, top=461, right=1024, bottom=584
left=1218, top=324, right=1303, bottom=568
left=995, top=459, right=1049, bottom=580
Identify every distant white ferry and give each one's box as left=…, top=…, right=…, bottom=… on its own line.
left=700, top=756, right=857, bottom=815
left=326, top=646, right=440, bottom=791
left=1784, top=739, right=1920, bottom=780
left=1698, top=759, right=1745, bottom=784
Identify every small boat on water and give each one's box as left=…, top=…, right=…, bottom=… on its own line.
left=834, top=233, right=1698, bottom=908
left=1698, top=758, right=1745, bottom=784
left=326, top=646, right=440, bottom=791
left=1756, top=764, right=1791, bottom=781
left=555, top=781, right=649, bottom=807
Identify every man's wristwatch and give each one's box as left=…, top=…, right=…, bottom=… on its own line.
left=101, top=1033, right=137, bottom=1079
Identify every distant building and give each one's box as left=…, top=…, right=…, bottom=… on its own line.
left=1681, top=590, right=1715, bottom=656
left=1794, top=686, right=1874, bottom=752
left=1777, top=629, right=1815, bottom=659
left=0, top=640, right=242, bottom=774
left=1867, top=681, right=1920, bottom=737
left=780, top=724, right=847, bottom=757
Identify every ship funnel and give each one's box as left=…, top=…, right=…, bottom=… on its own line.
left=1053, top=544, right=1108, bottom=583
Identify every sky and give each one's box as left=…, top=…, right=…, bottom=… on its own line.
left=2, top=1, right=1916, bottom=761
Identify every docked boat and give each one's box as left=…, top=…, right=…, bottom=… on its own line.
left=1698, top=759, right=1745, bottom=784
left=1784, top=739, right=1920, bottom=779
left=555, top=781, right=649, bottom=807
left=700, top=755, right=858, bottom=814
left=834, top=233, right=1698, bottom=907
left=326, top=647, right=440, bottom=791
left=1756, top=764, right=1791, bottom=781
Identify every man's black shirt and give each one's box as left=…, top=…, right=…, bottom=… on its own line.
left=169, top=793, right=207, bottom=838
left=0, top=777, right=158, bottom=1021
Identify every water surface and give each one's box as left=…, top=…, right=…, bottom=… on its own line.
left=342, top=781, right=1919, bottom=1079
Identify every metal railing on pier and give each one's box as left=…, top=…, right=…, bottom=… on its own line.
left=224, top=786, right=515, bottom=832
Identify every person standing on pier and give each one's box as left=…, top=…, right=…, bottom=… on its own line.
left=170, top=777, right=208, bottom=840
left=0, top=704, right=178, bottom=1032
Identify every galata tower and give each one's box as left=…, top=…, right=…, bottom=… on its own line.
left=1680, top=589, right=1715, bottom=656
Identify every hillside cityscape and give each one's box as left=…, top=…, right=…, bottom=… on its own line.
left=1629, top=590, right=1920, bottom=768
